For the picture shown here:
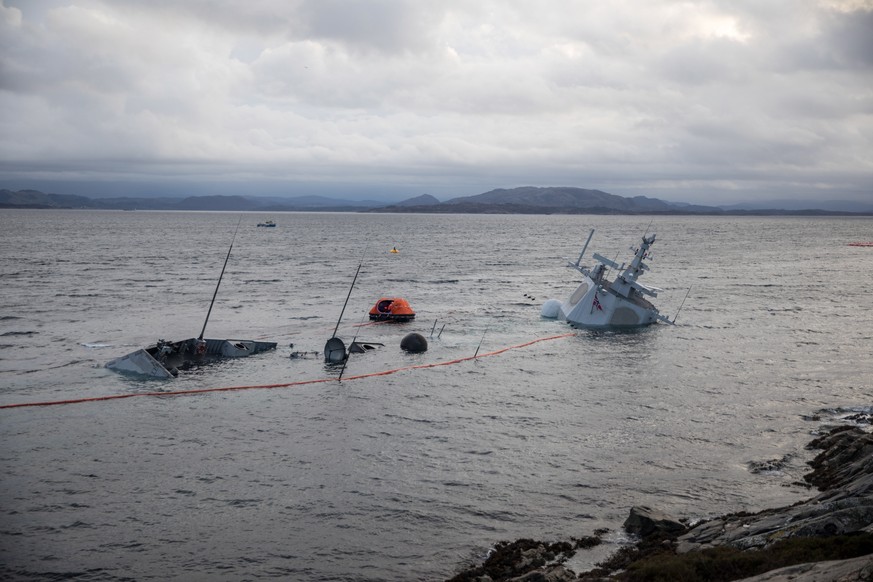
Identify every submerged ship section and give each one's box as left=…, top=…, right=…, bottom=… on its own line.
left=106, top=338, right=277, bottom=379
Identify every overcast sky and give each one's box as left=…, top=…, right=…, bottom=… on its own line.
left=1, top=0, right=871, bottom=204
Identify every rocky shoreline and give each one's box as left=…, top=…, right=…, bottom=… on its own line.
left=448, top=425, right=873, bottom=581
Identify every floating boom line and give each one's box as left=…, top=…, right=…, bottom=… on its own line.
left=0, top=333, right=575, bottom=410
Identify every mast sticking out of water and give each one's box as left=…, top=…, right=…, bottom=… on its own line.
left=198, top=217, right=242, bottom=341
left=325, top=246, right=368, bottom=363
left=672, top=286, right=692, bottom=324
left=574, top=229, right=595, bottom=268
left=332, top=248, right=366, bottom=339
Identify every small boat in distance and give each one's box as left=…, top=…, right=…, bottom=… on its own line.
left=543, top=229, right=672, bottom=329
left=369, top=297, right=416, bottom=322
left=257, top=220, right=276, bottom=227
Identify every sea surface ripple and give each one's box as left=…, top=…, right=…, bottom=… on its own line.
left=1, top=210, right=872, bottom=580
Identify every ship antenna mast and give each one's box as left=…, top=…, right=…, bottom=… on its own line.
left=199, top=216, right=242, bottom=341
left=332, top=245, right=368, bottom=339
left=642, top=218, right=654, bottom=238
left=672, top=286, right=692, bottom=324
left=574, top=229, right=595, bottom=267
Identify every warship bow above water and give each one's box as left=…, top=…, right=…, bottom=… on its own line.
left=542, top=229, right=674, bottom=329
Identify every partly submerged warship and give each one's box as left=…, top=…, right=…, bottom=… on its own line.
left=106, top=337, right=277, bottom=379
left=106, top=221, right=277, bottom=378
left=543, top=229, right=673, bottom=329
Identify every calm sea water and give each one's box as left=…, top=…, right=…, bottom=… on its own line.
left=1, top=209, right=872, bottom=581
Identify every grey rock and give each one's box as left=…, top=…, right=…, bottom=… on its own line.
left=736, top=554, right=873, bottom=581
left=624, top=505, right=686, bottom=538
left=510, top=565, right=577, bottom=582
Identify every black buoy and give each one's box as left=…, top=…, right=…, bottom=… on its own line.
left=400, top=332, right=428, bottom=353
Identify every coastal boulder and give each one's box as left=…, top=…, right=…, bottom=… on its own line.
left=734, top=554, right=873, bottom=581
left=447, top=539, right=579, bottom=582
left=624, top=506, right=686, bottom=538
left=805, top=427, right=873, bottom=492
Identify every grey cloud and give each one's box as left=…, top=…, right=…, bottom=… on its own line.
left=655, top=38, right=749, bottom=86
left=821, top=8, right=873, bottom=67
left=296, top=0, right=445, bottom=54
left=0, top=0, right=870, bottom=205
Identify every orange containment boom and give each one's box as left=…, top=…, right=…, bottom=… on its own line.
left=369, top=297, right=416, bottom=322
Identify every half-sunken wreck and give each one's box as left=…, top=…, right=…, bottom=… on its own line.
left=106, top=220, right=277, bottom=378
left=543, top=229, right=672, bottom=328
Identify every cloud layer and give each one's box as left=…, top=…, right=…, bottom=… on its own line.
left=1, top=0, right=871, bottom=203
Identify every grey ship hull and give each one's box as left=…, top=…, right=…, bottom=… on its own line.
left=106, top=338, right=278, bottom=379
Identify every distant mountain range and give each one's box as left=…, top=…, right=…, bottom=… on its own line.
left=2, top=187, right=871, bottom=215
left=0, top=189, right=384, bottom=212
left=375, top=187, right=873, bottom=214
left=380, top=187, right=718, bottom=214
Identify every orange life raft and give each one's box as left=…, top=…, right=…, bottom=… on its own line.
left=369, top=297, right=416, bottom=322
